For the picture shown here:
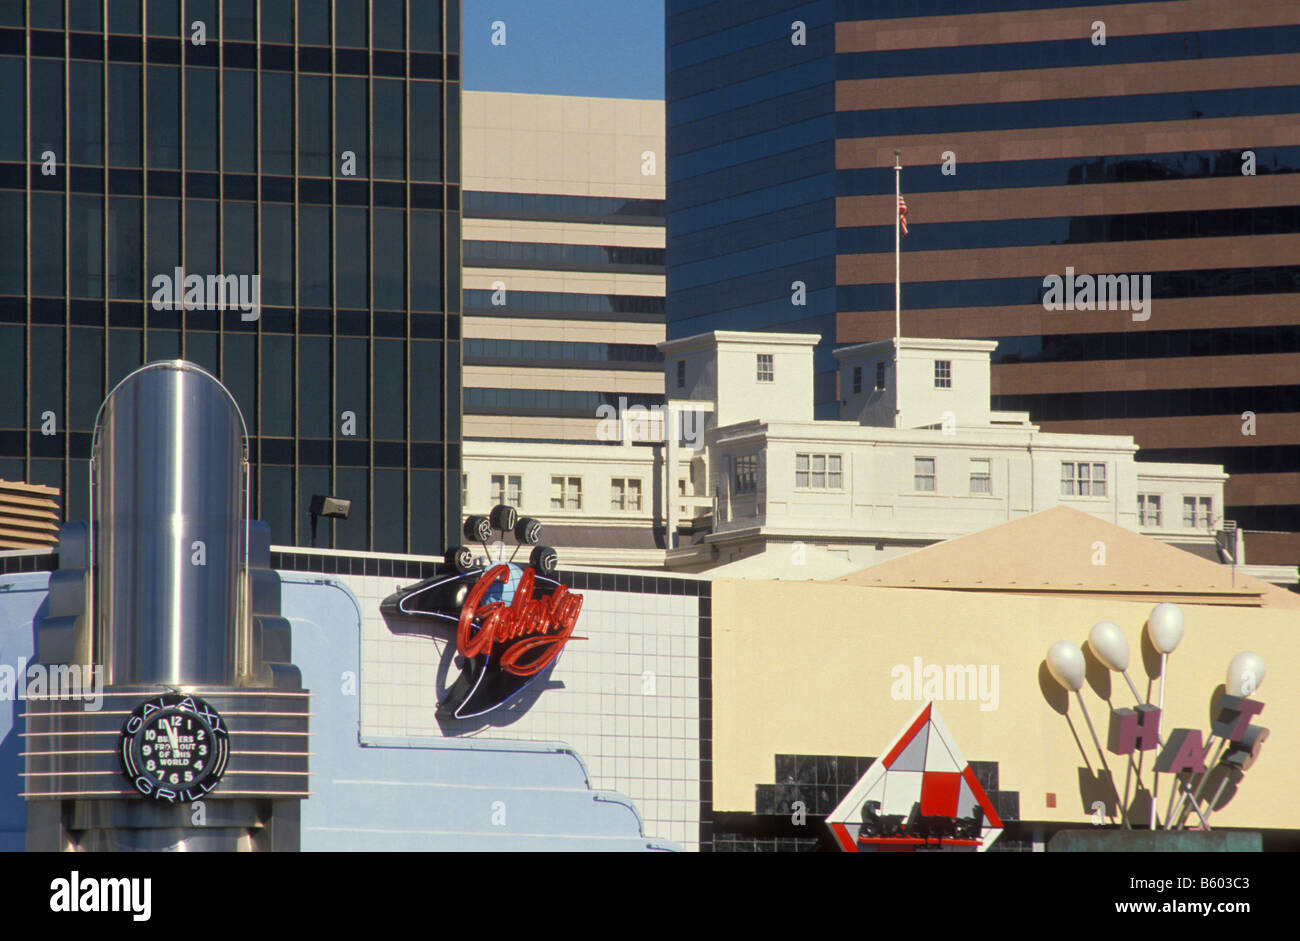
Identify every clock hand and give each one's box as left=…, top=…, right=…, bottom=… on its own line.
left=165, top=719, right=180, bottom=756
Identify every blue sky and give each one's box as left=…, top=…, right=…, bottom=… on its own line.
left=462, top=1, right=665, bottom=100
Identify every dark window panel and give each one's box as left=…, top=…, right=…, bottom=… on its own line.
left=374, top=0, right=404, bottom=50
left=29, top=326, right=64, bottom=429
left=446, top=85, right=458, bottom=182
left=30, top=3, right=62, bottom=28
left=336, top=0, right=366, bottom=47
left=30, top=59, right=64, bottom=166
left=186, top=330, right=217, bottom=375
left=297, top=73, right=331, bottom=177
left=147, top=0, right=179, bottom=35
left=223, top=200, right=254, bottom=278
left=336, top=336, right=368, bottom=438
left=335, top=76, right=367, bottom=178
left=298, top=335, right=330, bottom=439
left=69, top=60, right=104, bottom=166
left=296, top=465, right=329, bottom=546
left=410, top=469, right=442, bottom=553
left=260, top=71, right=293, bottom=175
left=372, top=79, right=404, bottom=179
left=410, top=339, right=441, bottom=441
left=185, top=198, right=217, bottom=276
left=0, top=190, right=23, bottom=293
left=259, top=0, right=290, bottom=45
left=0, top=324, right=24, bottom=428
left=260, top=334, right=292, bottom=437
left=181, top=67, right=217, bottom=171
left=298, top=204, right=330, bottom=307
left=444, top=211, right=459, bottom=305
left=223, top=331, right=255, bottom=431
left=260, top=202, right=292, bottom=305
left=410, top=81, right=441, bottom=182
left=372, top=338, right=404, bottom=441
left=373, top=208, right=404, bottom=310
left=147, top=329, right=179, bottom=360
left=185, top=0, right=217, bottom=36
left=222, top=0, right=254, bottom=40
left=334, top=467, right=368, bottom=550
left=373, top=468, right=405, bottom=552
left=107, top=195, right=142, bottom=298
left=261, top=464, right=293, bottom=546
left=69, top=328, right=105, bottom=431
left=70, top=195, right=105, bottom=298
left=445, top=341, right=459, bottom=440
left=146, top=66, right=180, bottom=168
left=30, top=193, right=64, bottom=297
left=336, top=206, right=368, bottom=309
left=0, top=57, right=22, bottom=161
left=409, top=209, right=441, bottom=312
left=146, top=197, right=179, bottom=290
left=108, top=64, right=142, bottom=166
left=297, top=0, right=328, bottom=45
left=107, top=327, right=141, bottom=387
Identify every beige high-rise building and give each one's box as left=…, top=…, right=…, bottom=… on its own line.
left=461, top=92, right=666, bottom=451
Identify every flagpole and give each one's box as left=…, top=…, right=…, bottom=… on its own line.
left=894, top=150, right=902, bottom=430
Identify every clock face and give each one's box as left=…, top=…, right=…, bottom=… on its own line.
left=119, top=693, right=230, bottom=803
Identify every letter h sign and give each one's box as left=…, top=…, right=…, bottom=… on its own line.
left=1108, top=704, right=1161, bottom=755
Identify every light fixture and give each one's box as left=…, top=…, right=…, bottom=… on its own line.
left=309, top=494, right=351, bottom=547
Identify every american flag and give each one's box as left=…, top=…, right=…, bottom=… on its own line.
left=898, top=196, right=909, bottom=236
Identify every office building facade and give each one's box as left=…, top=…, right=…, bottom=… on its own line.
left=666, top=0, right=1300, bottom=563
left=461, top=90, right=665, bottom=446
left=0, top=0, right=463, bottom=554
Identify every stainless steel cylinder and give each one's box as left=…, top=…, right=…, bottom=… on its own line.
left=93, top=361, right=247, bottom=686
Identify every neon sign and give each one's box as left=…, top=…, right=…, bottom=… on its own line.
left=456, top=564, right=583, bottom=677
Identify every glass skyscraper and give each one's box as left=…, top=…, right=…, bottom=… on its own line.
left=667, top=0, right=1300, bottom=564
left=0, top=0, right=462, bottom=554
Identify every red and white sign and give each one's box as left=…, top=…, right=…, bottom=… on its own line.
left=825, top=702, right=1003, bottom=852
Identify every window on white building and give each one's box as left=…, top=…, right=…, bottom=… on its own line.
left=796, top=453, right=842, bottom=489
left=969, top=458, right=991, bottom=494
left=1061, top=461, right=1107, bottom=497
left=1183, top=495, right=1212, bottom=528
left=611, top=477, right=642, bottom=511
left=756, top=353, right=774, bottom=383
left=914, top=457, right=936, bottom=492
left=733, top=454, right=758, bottom=493
left=1138, top=494, right=1162, bottom=526
left=676, top=360, right=685, bottom=388
left=550, top=476, right=582, bottom=510
left=934, top=360, right=952, bottom=388
left=852, top=366, right=862, bottom=394
left=491, top=473, right=521, bottom=507
left=875, top=361, right=887, bottom=391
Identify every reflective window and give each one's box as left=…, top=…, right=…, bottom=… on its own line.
left=222, top=0, right=255, bottom=40
left=186, top=331, right=218, bottom=376
left=260, top=465, right=293, bottom=547
left=0, top=191, right=24, bottom=293
left=260, top=72, right=293, bottom=176
left=336, top=337, right=368, bottom=437
left=409, top=210, right=441, bottom=311
left=69, top=328, right=105, bottom=431
left=30, top=1, right=62, bottom=28
left=335, top=77, right=368, bottom=178
left=70, top=195, right=104, bottom=298
left=147, top=66, right=181, bottom=168
left=296, top=465, right=329, bottom=546
left=109, top=0, right=142, bottom=33
left=374, top=0, right=404, bottom=49
left=260, top=334, right=293, bottom=437
left=463, top=338, right=663, bottom=366
left=0, top=58, right=22, bottom=161
left=223, top=201, right=255, bottom=278
left=69, top=0, right=103, bottom=30
left=336, top=207, right=368, bottom=309
left=260, top=203, right=293, bottom=305
left=31, top=194, right=64, bottom=297
left=373, top=209, right=404, bottom=310
left=372, top=339, right=404, bottom=440
left=31, top=59, right=64, bottom=165
left=108, top=328, right=141, bottom=388
left=147, top=197, right=179, bottom=287
left=259, top=0, right=291, bottom=44
left=372, top=80, right=405, bottom=179
left=223, top=331, right=255, bottom=428
left=0, top=325, right=23, bottom=428
left=464, top=191, right=665, bottom=223
left=298, top=205, right=330, bottom=307
left=409, top=82, right=441, bottom=181
left=223, top=70, right=256, bottom=174
left=185, top=0, right=217, bottom=37
left=298, top=74, right=331, bottom=178
left=373, top=468, right=405, bottom=552
left=335, top=467, right=368, bottom=550
left=298, top=336, right=330, bottom=438
left=108, top=65, right=142, bottom=167
left=336, top=0, right=366, bottom=47
left=185, top=199, right=218, bottom=277
left=297, top=0, right=329, bottom=45
left=410, top=469, right=443, bottom=553
left=147, top=329, right=180, bottom=360
left=410, top=340, right=441, bottom=440
left=409, top=0, right=441, bottom=52
left=69, top=61, right=104, bottom=166
left=147, top=0, right=179, bottom=35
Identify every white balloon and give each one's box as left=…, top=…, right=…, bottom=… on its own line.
left=1046, top=640, right=1086, bottom=692
left=1226, top=651, right=1266, bottom=697
left=1088, top=621, right=1130, bottom=672
left=1147, top=602, right=1185, bottom=654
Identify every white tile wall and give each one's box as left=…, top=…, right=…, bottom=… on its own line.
left=340, top=572, right=703, bottom=850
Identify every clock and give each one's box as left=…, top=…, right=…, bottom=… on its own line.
left=119, top=693, right=231, bottom=803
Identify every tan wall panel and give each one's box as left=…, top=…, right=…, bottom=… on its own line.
left=464, top=414, right=611, bottom=441
left=462, top=268, right=664, bottom=296
left=837, top=234, right=1300, bottom=284
left=464, top=218, right=664, bottom=248
left=992, top=354, right=1300, bottom=394
left=837, top=115, right=1300, bottom=170
left=464, top=364, right=664, bottom=394
left=1034, top=414, right=1300, bottom=449
left=837, top=296, right=1300, bottom=343
left=836, top=0, right=1298, bottom=53
left=838, top=54, right=1300, bottom=111
left=463, top=316, right=665, bottom=344
left=837, top=177, right=1300, bottom=227
left=712, top=578, right=1300, bottom=828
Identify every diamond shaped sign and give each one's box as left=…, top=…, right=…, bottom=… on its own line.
left=825, top=702, right=1003, bottom=852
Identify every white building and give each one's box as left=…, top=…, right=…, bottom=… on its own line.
left=463, top=332, right=1242, bottom=580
